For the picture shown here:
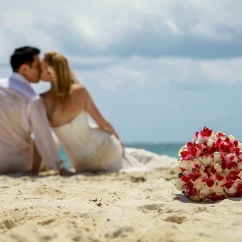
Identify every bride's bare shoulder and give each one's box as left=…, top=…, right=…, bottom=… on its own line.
left=71, top=83, right=89, bottom=97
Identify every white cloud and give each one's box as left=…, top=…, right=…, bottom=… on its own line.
left=71, top=56, right=242, bottom=91
left=1, top=0, right=242, bottom=60
left=199, top=58, right=242, bottom=84
left=1, top=0, right=242, bottom=92
left=2, top=11, right=34, bottom=29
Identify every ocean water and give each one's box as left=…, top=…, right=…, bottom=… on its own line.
left=60, top=143, right=183, bottom=169
left=125, top=143, right=183, bottom=158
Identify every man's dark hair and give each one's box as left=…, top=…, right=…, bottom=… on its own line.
left=10, top=46, right=40, bottom=72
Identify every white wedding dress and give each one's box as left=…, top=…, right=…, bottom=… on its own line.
left=53, top=111, right=126, bottom=172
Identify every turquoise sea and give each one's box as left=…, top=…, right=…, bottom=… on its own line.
left=125, top=143, right=183, bottom=158
left=60, top=142, right=183, bottom=169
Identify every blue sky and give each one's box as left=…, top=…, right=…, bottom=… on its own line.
left=1, top=0, right=242, bottom=143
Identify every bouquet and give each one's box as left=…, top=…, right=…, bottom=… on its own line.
left=173, top=127, right=242, bottom=202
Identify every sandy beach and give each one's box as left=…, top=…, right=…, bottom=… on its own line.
left=0, top=150, right=241, bottom=242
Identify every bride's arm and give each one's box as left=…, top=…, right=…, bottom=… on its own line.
left=80, top=86, right=123, bottom=144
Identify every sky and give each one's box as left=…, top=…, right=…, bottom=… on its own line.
left=1, top=0, right=242, bottom=143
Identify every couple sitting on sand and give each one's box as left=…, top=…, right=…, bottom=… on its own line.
left=0, top=46, right=127, bottom=176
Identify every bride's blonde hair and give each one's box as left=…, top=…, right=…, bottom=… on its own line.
left=44, top=52, right=78, bottom=107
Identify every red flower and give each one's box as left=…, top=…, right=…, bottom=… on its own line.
left=206, top=193, right=226, bottom=202
left=229, top=192, right=242, bottom=198
left=201, top=127, right=212, bottom=138
left=222, top=160, right=227, bottom=170
left=214, top=138, right=223, bottom=151
left=226, top=161, right=238, bottom=170
left=237, top=183, right=242, bottom=193
left=204, top=166, right=211, bottom=176
left=229, top=142, right=235, bottom=151
left=187, top=142, right=198, bottom=157
left=220, top=142, right=230, bottom=153
left=224, top=137, right=230, bottom=143
left=181, top=151, right=191, bottom=160
left=227, top=171, right=240, bottom=182
left=234, top=140, right=239, bottom=147
left=193, top=164, right=201, bottom=170
left=188, top=172, right=201, bottom=181
left=206, top=178, right=215, bottom=188
left=181, top=175, right=191, bottom=183
left=185, top=182, right=198, bottom=197
left=229, top=171, right=240, bottom=177
left=210, top=165, right=217, bottom=174
left=234, top=147, right=240, bottom=154
left=222, top=178, right=234, bottom=189
left=215, top=174, right=224, bottom=182
left=217, top=132, right=225, bottom=138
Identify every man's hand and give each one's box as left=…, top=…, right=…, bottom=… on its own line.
left=59, top=167, right=76, bottom=176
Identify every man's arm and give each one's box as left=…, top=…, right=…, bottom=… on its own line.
left=28, top=96, right=74, bottom=175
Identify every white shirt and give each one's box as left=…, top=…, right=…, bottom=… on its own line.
left=0, top=73, right=64, bottom=172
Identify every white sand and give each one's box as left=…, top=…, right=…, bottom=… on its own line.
left=0, top=149, right=241, bottom=242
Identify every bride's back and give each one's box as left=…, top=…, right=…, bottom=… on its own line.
left=39, top=52, right=125, bottom=172
left=41, top=83, right=86, bottom=128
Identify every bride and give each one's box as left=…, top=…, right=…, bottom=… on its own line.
left=40, top=52, right=126, bottom=172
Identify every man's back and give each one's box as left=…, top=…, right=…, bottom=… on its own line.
left=0, top=79, right=33, bottom=172
left=0, top=46, right=74, bottom=175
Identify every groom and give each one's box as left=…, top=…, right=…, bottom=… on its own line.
left=0, top=46, right=72, bottom=175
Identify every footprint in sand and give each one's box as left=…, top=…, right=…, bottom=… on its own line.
left=139, top=203, right=168, bottom=214
left=130, top=176, right=146, bottom=183
left=193, top=206, right=208, bottom=213
left=38, top=218, right=57, bottom=226
left=31, top=184, right=67, bottom=199
left=0, top=218, right=16, bottom=232
left=164, top=215, right=187, bottom=224
left=106, top=226, right=134, bottom=238
left=140, top=203, right=165, bottom=211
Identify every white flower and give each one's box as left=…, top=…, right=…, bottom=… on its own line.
left=200, top=156, right=213, bottom=166
left=175, top=179, right=186, bottom=191
left=226, top=154, right=238, bottom=163
left=192, top=159, right=202, bottom=168
left=216, top=177, right=226, bottom=185
left=210, top=185, right=224, bottom=195
left=224, top=186, right=236, bottom=195
left=229, top=135, right=236, bottom=141
left=207, top=138, right=214, bottom=148
left=178, top=145, right=187, bottom=156
left=214, top=164, right=222, bottom=173
left=213, top=152, right=222, bottom=163
left=238, top=143, right=242, bottom=150
left=200, top=186, right=210, bottom=198
left=200, top=165, right=206, bottom=172
left=196, top=134, right=206, bottom=145
left=193, top=179, right=204, bottom=190
left=179, top=160, right=192, bottom=171
left=172, top=164, right=182, bottom=174
left=238, top=163, right=242, bottom=170
left=209, top=133, right=217, bottom=141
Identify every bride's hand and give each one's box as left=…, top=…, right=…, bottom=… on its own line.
left=59, top=167, right=76, bottom=176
